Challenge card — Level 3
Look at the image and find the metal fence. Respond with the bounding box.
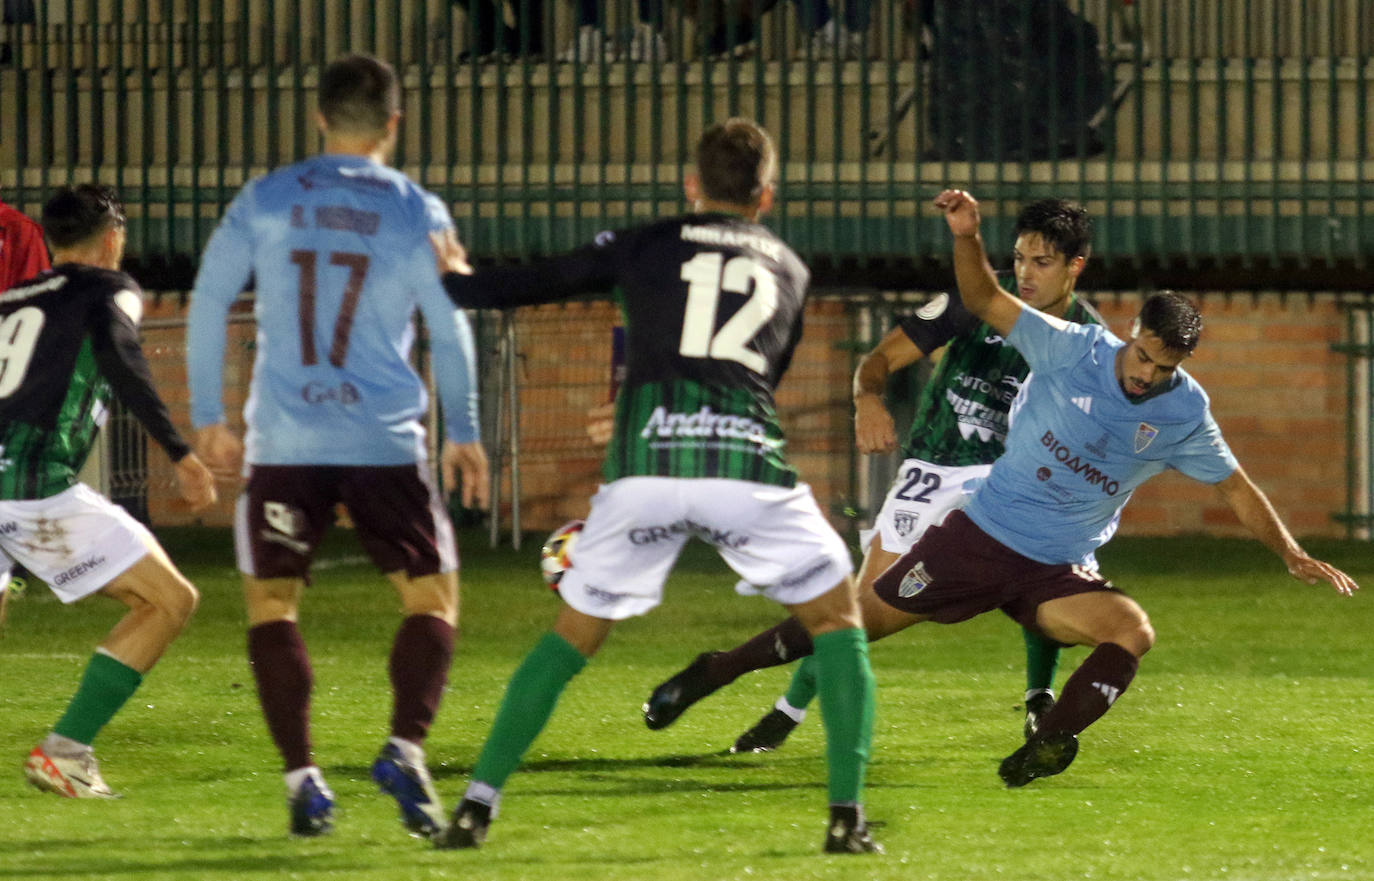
[3,0,1374,286]
[8,1,1368,536]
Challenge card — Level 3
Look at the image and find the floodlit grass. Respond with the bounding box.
[1,528,1371,881]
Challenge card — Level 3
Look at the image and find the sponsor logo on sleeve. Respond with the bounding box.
[916,293,949,320]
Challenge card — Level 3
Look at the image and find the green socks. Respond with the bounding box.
[812,627,875,805]
[470,632,587,790]
[53,651,143,746]
[1023,627,1061,694]
[782,655,820,710]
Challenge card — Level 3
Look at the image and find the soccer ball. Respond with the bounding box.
[539,520,584,590]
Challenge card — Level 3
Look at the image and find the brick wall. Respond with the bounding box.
[143,291,1356,539]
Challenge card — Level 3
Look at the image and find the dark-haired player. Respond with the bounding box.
[645,186,1357,789]
[1,184,216,798]
[187,53,489,838]
[429,118,881,855]
[646,198,1104,755]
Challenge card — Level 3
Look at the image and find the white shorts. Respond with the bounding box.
[861,459,992,554]
[0,484,154,603]
[558,477,854,620]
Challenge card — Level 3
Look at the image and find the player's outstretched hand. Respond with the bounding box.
[442,440,491,510]
[934,189,981,238]
[175,452,218,511]
[193,423,243,481]
[854,395,897,454]
[1285,553,1360,596]
[430,229,474,277]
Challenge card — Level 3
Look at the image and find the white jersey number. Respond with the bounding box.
[679,253,778,375]
[0,306,46,398]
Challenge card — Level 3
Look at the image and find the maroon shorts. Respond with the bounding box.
[872,509,1125,633]
[235,464,457,580]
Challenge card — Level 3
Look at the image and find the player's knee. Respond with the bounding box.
[156,577,199,628]
[1115,614,1154,657]
[397,572,458,624]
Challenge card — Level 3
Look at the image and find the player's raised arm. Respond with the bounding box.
[432,233,621,310]
[934,189,1024,338]
[1212,465,1359,596]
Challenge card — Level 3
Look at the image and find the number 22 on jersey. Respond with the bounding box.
[679,253,778,374]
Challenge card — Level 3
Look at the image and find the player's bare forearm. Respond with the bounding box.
[1214,467,1359,595]
[852,328,921,454]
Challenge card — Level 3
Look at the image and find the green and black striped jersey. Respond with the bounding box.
[440,213,810,487]
[0,264,190,500]
[899,288,1103,467]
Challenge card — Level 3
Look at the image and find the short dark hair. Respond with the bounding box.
[42,184,126,248]
[695,118,776,206]
[319,54,399,135]
[1014,198,1092,261]
[1138,291,1202,353]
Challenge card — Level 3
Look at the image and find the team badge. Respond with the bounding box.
[1134,422,1159,453]
[893,511,920,538]
[897,561,933,598]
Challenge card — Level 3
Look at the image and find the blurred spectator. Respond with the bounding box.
[1,0,38,65]
[452,0,545,61]
[793,0,870,59]
[689,0,778,59]
[559,1,670,63]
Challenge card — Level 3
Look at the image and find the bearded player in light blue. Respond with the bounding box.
[857,189,1359,787]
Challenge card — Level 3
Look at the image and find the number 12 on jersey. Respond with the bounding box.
[678,253,778,374]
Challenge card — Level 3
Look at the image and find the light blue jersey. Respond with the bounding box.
[965,309,1238,565]
[188,155,479,465]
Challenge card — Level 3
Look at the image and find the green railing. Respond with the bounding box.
[2,0,1373,287]
[1334,301,1373,538]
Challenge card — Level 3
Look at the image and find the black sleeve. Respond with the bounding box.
[897,288,981,354]
[440,237,624,309]
[88,295,192,462]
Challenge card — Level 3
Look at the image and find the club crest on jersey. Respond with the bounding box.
[897,561,933,598]
[1134,422,1159,453]
[893,511,920,538]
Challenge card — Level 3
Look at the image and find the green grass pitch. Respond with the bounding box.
[1,528,1371,881]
